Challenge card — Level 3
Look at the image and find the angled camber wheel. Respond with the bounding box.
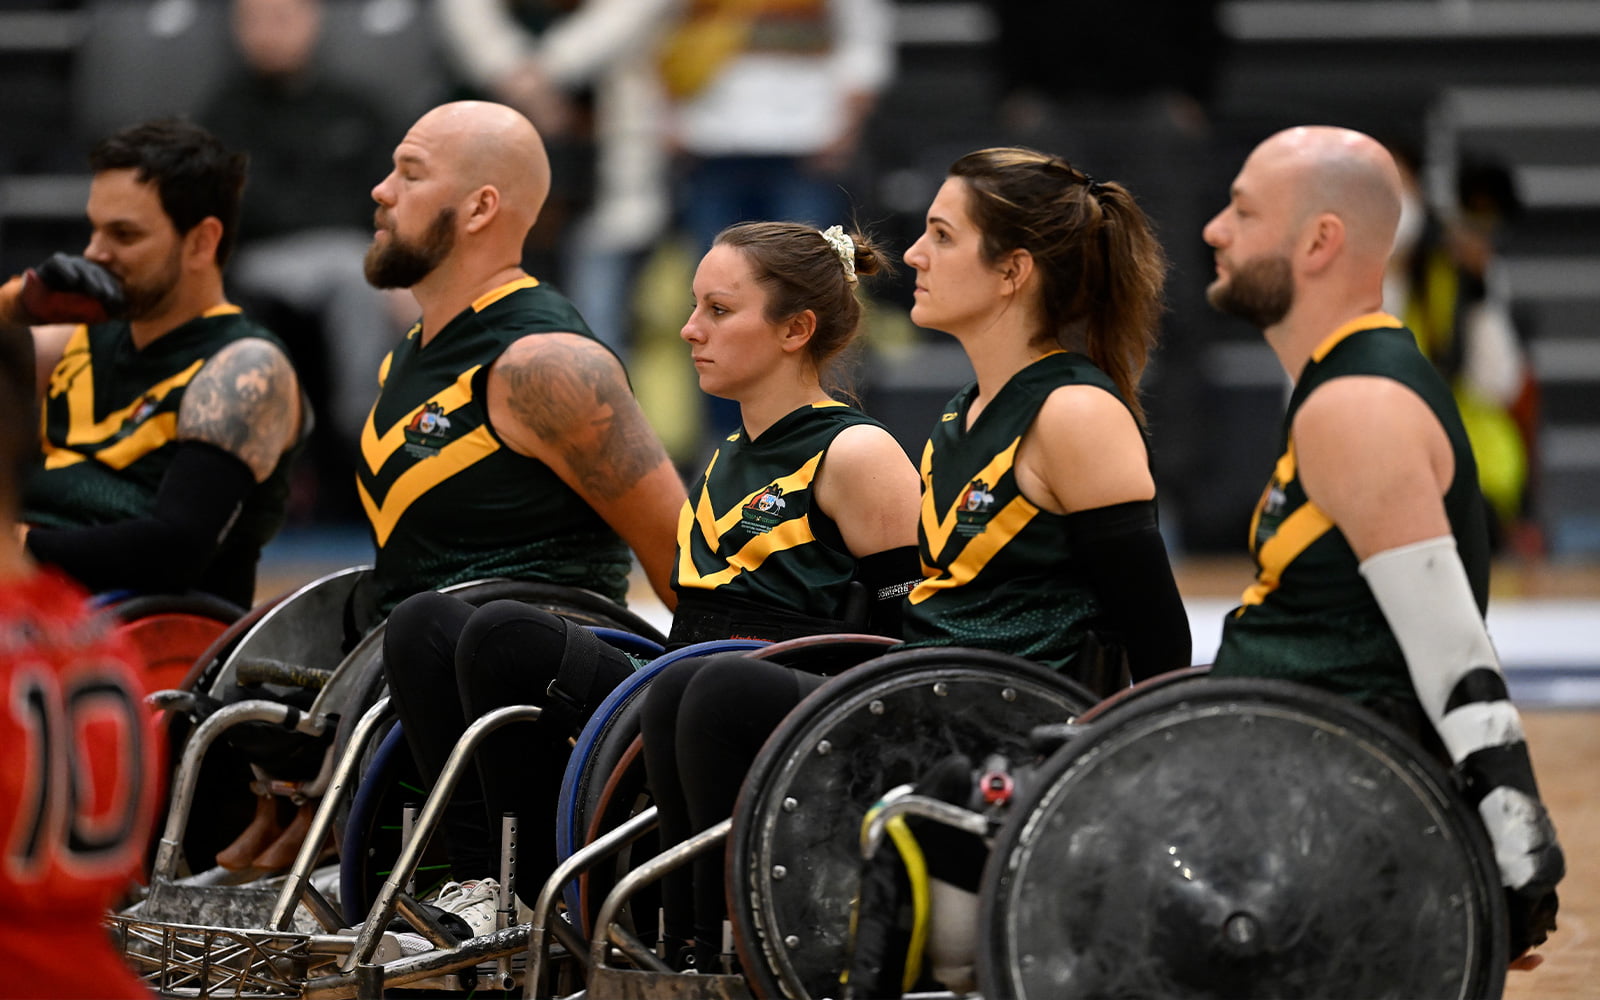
[558,633,898,943]
[106,591,246,700]
[977,677,1508,1000]
[334,582,671,923]
[557,638,767,936]
[728,646,1096,1000]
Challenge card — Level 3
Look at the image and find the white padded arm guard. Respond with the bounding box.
[1360,536,1562,895]
[1359,536,1517,758]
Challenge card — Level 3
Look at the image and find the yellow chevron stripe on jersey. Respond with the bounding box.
[45,325,90,399]
[360,365,484,474]
[46,412,180,472]
[1237,501,1334,609]
[690,450,825,553]
[359,424,499,547]
[57,344,203,446]
[676,515,819,589]
[919,436,1021,558]
[909,493,1036,603]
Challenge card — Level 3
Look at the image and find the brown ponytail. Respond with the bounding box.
[948,147,1167,425]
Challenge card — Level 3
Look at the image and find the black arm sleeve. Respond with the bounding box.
[1063,499,1191,682]
[853,544,922,639]
[26,440,256,595]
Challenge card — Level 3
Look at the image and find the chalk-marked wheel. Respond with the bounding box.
[977,677,1508,1000]
[728,647,1095,999]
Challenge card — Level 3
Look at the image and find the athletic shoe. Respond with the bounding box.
[393,878,502,953]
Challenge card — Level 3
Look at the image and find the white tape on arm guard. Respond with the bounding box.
[1358,535,1521,761]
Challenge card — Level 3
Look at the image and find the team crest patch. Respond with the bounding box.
[740,483,789,535]
[111,393,161,441]
[955,478,995,537]
[1263,481,1287,517]
[403,402,453,457]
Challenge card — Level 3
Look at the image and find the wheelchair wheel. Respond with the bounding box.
[977,677,1508,1000]
[333,583,671,922]
[108,592,245,699]
[557,638,767,935]
[559,635,896,937]
[728,647,1095,1000]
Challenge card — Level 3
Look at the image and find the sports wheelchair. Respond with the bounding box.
[109,567,666,996]
[855,672,1510,1000]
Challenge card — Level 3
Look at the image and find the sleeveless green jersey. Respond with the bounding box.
[357,277,630,614]
[900,351,1128,671]
[24,307,296,607]
[670,402,883,643]
[1212,313,1491,703]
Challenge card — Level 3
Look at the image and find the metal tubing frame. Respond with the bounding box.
[524,806,660,999]
[859,789,990,861]
[269,697,393,930]
[343,703,543,971]
[151,698,327,882]
[588,817,732,970]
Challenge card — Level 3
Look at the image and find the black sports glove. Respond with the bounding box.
[1507,882,1560,960]
[19,253,125,323]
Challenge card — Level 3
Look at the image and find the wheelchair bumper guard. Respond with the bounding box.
[108,912,315,999]
[109,910,540,1000]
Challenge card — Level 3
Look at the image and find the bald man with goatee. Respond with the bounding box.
[1203,126,1563,964]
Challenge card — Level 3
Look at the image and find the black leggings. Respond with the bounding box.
[382,593,635,895]
[639,654,828,950]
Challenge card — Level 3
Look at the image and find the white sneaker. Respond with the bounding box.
[394,878,503,953]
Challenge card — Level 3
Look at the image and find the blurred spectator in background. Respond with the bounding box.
[990,0,1227,553]
[435,0,678,356]
[200,0,412,522]
[663,0,894,256]
[659,0,896,442]
[1384,145,1540,554]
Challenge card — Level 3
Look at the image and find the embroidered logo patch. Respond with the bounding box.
[740,483,789,535]
[403,401,453,457]
[955,478,995,536]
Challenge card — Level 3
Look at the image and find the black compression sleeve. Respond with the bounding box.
[26,440,257,595]
[854,544,922,638]
[1063,499,1191,682]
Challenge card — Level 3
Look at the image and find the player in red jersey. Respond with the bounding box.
[0,324,162,997]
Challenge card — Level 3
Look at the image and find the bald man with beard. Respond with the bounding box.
[357,100,682,617]
[315,101,690,930]
[1203,126,1563,964]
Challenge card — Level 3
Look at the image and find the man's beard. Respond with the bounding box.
[120,247,182,320]
[1206,252,1294,329]
[365,207,456,289]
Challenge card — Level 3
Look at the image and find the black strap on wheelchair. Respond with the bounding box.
[544,614,613,720]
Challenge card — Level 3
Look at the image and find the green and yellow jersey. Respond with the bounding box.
[899,351,1129,672]
[669,401,888,645]
[358,277,630,615]
[24,307,296,607]
[1212,313,1492,704]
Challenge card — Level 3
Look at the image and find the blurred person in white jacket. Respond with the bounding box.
[436,0,679,354]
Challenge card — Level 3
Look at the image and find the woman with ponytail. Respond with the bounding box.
[897,146,1191,688]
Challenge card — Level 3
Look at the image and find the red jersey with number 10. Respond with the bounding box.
[0,568,161,998]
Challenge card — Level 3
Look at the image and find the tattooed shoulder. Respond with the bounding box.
[179,337,300,479]
[494,333,668,502]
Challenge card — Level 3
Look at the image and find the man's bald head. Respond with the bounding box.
[407,100,552,235]
[1249,126,1403,262]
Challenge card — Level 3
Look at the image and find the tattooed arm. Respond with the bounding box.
[24,337,302,600]
[488,332,684,608]
[178,337,303,481]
